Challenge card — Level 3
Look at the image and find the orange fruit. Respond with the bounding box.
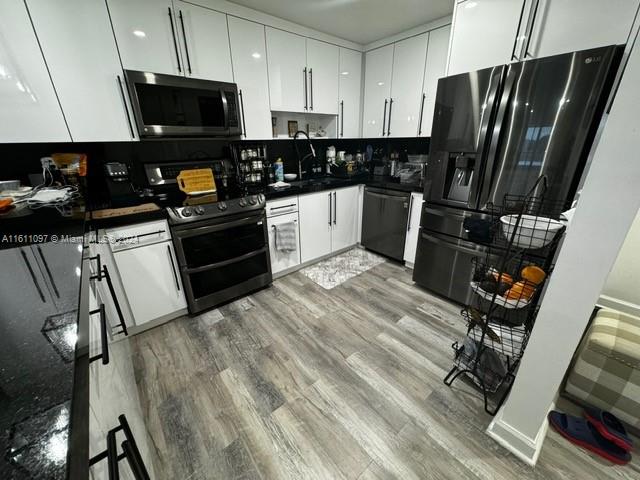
[504,281,536,301]
[521,265,546,285]
[492,271,514,286]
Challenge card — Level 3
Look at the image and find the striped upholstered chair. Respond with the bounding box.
[564,309,640,433]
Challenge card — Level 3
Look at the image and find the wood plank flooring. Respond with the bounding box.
[130,255,640,479]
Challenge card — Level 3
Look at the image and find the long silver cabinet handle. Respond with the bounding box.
[168,8,182,72]
[117,76,135,139]
[167,245,180,292]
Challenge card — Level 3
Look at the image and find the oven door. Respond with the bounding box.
[125,70,241,137]
[172,213,272,312]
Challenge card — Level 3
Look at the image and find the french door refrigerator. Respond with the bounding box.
[413,45,622,304]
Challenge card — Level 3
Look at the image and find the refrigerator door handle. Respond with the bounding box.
[477,67,519,209]
[466,67,505,209]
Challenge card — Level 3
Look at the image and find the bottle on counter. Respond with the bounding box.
[274,158,284,182]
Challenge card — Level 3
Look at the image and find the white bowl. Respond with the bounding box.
[500,214,564,249]
[284,173,297,181]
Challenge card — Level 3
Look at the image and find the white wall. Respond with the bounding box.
[486,29,640,465]
[599,208,640,316]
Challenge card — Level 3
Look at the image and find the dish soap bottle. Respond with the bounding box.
[274,158,284,182]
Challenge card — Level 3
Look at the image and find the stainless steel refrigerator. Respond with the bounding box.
[413,45,622,304]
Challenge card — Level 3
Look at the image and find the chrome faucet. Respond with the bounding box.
[293,130,316,181]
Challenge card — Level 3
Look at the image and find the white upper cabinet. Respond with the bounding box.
[389,33,429,137]
[107,0,183,76]
[526,0,640,59]
[173,2,233,82]
[338,48,362,138]
[26,0,136,142]
[266,27,307,112]
[306,39,339,114]
[228,17,272,139]
[362,44,394,138]
[420,25,451,137]
[0,0,69,143]
[447,0,527,75]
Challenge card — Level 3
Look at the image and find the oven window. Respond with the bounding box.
[135,83,225,127]
[189,251,269,299]
[181,221,265,268]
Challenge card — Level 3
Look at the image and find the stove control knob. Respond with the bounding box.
[248,195,257,206]
[238,198,247,207]
[194,206,205,215]
[257,193,265,204]
[217,202,227,211]
[182,207,193,217]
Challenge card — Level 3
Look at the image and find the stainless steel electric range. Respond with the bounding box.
[166,193,272,314]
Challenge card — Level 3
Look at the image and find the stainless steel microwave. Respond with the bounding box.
[124,70,241,138]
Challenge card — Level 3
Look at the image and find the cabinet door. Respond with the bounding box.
[267,212,301,274]
[107,0,183,76]
[228,17,272,139]
[0,0,69,143]
[362,44,394,137]
[173,2,233,82]
[403,193,423,265]
[448,0,526,75]
[306,39,339,114]
[332,186,360,252]
[339,48,362,138]
[26,0,136,142]
[299,191,332,263]
[113,241,186,325]
[389,33,429,137]
[420,25,451,137]
[266,27,307,112]
[528,0,639,59]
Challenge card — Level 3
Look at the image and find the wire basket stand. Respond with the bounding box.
[443,175,567,415]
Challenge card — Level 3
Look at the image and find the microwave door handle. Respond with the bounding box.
[221,89,229,130]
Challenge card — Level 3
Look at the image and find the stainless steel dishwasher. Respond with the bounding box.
[361,187,410,261]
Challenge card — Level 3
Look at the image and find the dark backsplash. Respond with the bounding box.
[0,136,429,208]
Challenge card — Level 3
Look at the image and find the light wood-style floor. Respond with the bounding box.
[130,257,640,479]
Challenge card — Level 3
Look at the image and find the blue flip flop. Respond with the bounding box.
[548,411,631,465]
[584,407,633,451]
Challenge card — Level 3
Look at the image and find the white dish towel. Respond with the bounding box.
[274,222,297,252]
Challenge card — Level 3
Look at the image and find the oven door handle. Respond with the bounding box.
[184,247,267,274]
[174,214,264,238]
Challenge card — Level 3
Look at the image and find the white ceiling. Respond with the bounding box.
[226,0,454,45]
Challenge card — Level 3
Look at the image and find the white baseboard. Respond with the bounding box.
[597,294,640,317]
[486,400,555,466]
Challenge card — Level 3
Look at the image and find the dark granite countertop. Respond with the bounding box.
[265,175,423,199]
[0,208,87,479]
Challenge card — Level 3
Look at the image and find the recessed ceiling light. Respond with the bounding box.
[377,81,384,86]
[133,30,146,38]
[251,52,261,59]
[341,71,349,75]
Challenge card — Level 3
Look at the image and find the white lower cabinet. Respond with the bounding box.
[332,186,360,251]
[101,220,187,328]
[299,186,360,264]
[299,191,333,263]
[403,192,423,265]
[112,241,186,325]
[267,211,301,275]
